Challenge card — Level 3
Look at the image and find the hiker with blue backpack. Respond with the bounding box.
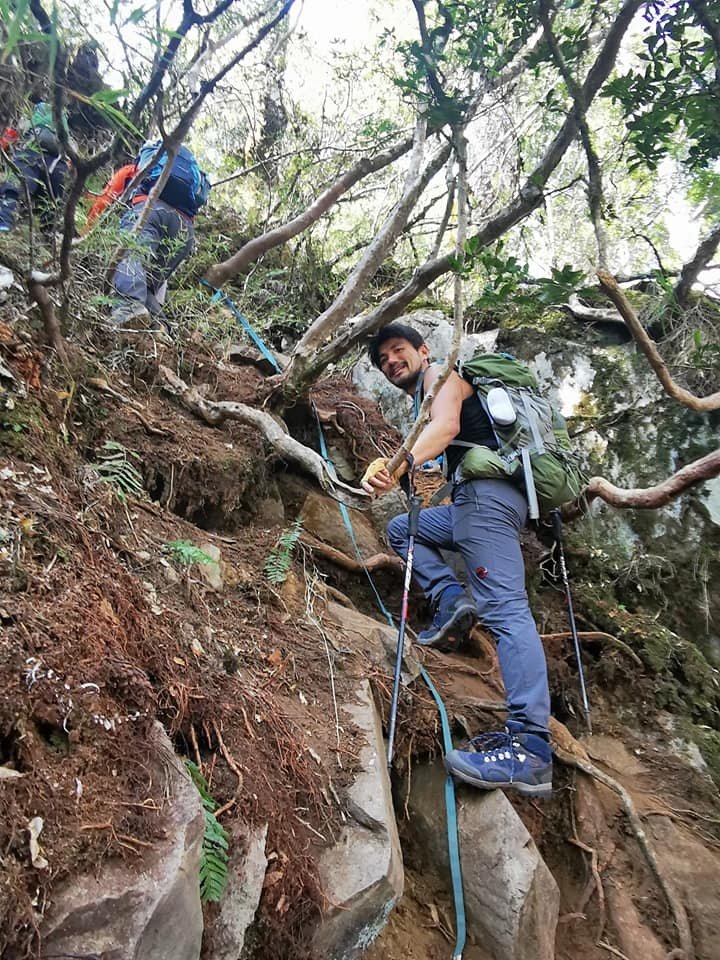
[109,139,210,331]
[362,323,582,798]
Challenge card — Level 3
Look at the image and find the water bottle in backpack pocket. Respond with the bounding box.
[135,140,210,217]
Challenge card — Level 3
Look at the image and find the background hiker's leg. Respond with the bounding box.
[146,202,194,300]
[113,203,159,306]
[452,478,551,735]
[0,148,44,229]
[387,505,459,606]
[37,155,68,234]
[0,181,20,229]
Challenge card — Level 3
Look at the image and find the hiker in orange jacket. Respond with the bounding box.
[84,163,136,229]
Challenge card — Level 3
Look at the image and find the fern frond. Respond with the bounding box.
[186,759,230,903]
[263,518,303,585]
[90,440,145,503]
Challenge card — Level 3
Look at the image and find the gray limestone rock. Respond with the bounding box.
[405,761,559,960]
[323,601,420,682]
[300,490,384,559]
[209,823,268,960]
[198,542,224,591]
[313,680,404,959]
[41,724,205,960]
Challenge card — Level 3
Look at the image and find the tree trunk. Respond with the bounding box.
[598,270,720,411]
[276,132,452,401]
[673,221,720,308]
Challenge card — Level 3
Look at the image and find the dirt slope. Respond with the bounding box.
[1,319,719,960]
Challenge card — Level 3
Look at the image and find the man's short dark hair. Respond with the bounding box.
[369,323,425,368]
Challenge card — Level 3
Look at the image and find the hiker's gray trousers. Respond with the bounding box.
[387,478,551,735]
[113,200,194,307]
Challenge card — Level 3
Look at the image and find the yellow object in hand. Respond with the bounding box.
[360,457,390,486]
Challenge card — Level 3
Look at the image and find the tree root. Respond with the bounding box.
[551,718,694,960]
[540,631,643,666]
[299,530,403,574]
[212,719,244,818]
[569,835,606,942]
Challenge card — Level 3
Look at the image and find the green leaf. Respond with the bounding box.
[2,0,31,61]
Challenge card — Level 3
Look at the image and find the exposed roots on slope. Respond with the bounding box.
[551,718,695,960]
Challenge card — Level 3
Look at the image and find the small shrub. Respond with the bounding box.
[164,539,214,567]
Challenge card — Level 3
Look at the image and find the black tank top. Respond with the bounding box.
[445,391,497,477]
[414,371,497,478]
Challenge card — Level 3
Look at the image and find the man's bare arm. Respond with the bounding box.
[362,366,464,493]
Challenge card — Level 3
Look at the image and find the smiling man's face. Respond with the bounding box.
[377,336,430,393]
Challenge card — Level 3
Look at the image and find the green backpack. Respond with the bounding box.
[456,352,585,518]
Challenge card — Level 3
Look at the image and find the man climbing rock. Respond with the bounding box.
[109,139,210,332]
[0,101,68,234]
[362,322,553,797]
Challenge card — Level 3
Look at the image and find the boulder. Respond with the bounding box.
[300,490,384,559]
[42,725,205,960]
[209,823,268,960]
[198,542,224,591]
[323,601,420,681]
[405,762,559,960]
[313,680,404,959]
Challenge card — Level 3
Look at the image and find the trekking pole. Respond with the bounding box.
[551,509,592,733]
[387,455,422,767]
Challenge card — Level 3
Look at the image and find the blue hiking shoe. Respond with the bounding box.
[444,727,553,798]
[416,591,478,652]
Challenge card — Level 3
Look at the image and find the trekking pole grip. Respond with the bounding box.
[551,507,562,542]
[408,496,422,537]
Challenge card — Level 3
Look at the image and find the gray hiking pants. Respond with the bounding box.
[113,200,194,308]
[387,478,551,735]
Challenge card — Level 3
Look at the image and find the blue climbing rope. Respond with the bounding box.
[200,278,282,374]
[419,666,467,960]
[313,410,467,960]
[312,404,397,629]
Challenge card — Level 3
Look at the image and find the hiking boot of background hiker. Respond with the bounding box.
[444,727,552,798]
[109,301,172,344]
[416,589,477,652]
[110,300,151,329]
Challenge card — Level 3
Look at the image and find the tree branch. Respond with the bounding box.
[129,2,198,123]
[598,270,720,411]
[579,448,720,510]
[205,133,416,286]
[276,0,644,397]
[386,125,467,477]
[689,0,720,82]
[673,221,720,308]
[299,531,403,574]
[539,0,609,269]
[277,127,453,401]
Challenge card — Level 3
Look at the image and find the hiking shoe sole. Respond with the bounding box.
[415,603,478,653]
[444,754,553,798]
